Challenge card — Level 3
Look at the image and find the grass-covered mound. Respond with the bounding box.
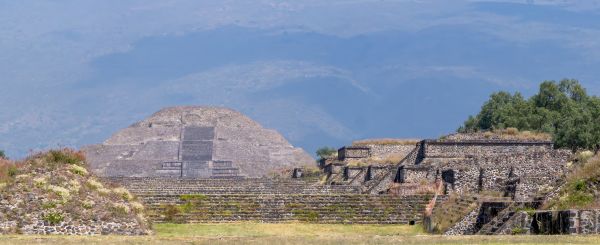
[546,151,600,210]
[0,149,151,235]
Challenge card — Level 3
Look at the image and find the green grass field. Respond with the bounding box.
[1,223,600,245]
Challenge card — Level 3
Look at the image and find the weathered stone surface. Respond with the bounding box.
[0,150,151,236]
[83,106,314,178]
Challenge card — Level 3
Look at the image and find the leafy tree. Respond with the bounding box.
[0,150,5,159]
[460,79,600,151]
[316,147,337,160]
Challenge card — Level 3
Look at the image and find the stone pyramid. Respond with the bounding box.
[83,106,314,178]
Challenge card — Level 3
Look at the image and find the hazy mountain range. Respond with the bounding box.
[2,0,600,158]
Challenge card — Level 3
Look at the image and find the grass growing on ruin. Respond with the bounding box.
[428,195,479,234]
[3,223,600,244]
[445,128,553,141]
[353,138,421,146]
[346,153,408,166]
[547,153,600,210]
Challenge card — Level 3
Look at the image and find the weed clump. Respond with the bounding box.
[43,212,64,225]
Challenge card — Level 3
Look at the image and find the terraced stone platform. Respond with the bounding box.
[108,178,432,224]
[84,106,314,178]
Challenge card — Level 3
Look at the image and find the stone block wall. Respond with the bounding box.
[360,144,416,159]
[396,165,432,184]
[395,141,570,201]
[327,138,570,200]
[493,209,600,235]
[422,140,553,159]
[338,146,370,160]
[444,206,481,235]
[16,221,147,235]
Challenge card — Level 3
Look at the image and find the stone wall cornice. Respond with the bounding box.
[423,139,553,146]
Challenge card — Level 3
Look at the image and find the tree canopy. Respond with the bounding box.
[459,79,600,151]
[0,150,5,160]
[316,147,337,160]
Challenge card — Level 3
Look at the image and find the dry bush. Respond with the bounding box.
[566,154,600,184]
[505,127,519,135]
[352,138,420,146]
[46,148,86,165]
[495,128,551,141]
[0,158,20,184]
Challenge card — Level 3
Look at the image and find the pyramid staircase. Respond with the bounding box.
[108,177,433,224]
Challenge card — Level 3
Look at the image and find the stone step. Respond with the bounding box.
[109,177,432,224]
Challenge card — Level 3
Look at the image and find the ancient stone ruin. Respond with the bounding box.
[78,107,600,235]
[83,106,314,178]
[318,133,600,235]
[323,134,570,199]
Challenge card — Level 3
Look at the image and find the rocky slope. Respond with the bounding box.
[0,149,151,235]
[84,106,314,178]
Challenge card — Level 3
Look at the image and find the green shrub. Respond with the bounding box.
[162,204,181,223]
[42,201,57,209]
[33,177,47,188]
[293,210,319,222]
[0,150,6,159]
[46,185,70,201]
[43,212,64,225]
[512,227,526,235]
[515,207,537,217]
[316,147,337,160]
[573,179,587,191]
[7,166,18,177]
[82,200,94,209]
[179,202,194,213]
[69,165,88,176]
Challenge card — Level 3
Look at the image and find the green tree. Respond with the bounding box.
[460,79,600,151]
[0,150,5,159]
[316,147,337,160]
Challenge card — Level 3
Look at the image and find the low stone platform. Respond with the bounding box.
[108,178,432,224]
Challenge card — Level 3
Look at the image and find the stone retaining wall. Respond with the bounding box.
[423,140,553,159]
[111,177,433,224]
[18,221,146,235]
[506,209,600,235]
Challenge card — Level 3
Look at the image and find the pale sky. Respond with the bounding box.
[2,0,600,158]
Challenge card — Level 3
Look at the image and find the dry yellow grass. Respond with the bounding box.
[1,223,600,244]
[346,153,407,166]
[486,128,552,141]
[352,138,421,146]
